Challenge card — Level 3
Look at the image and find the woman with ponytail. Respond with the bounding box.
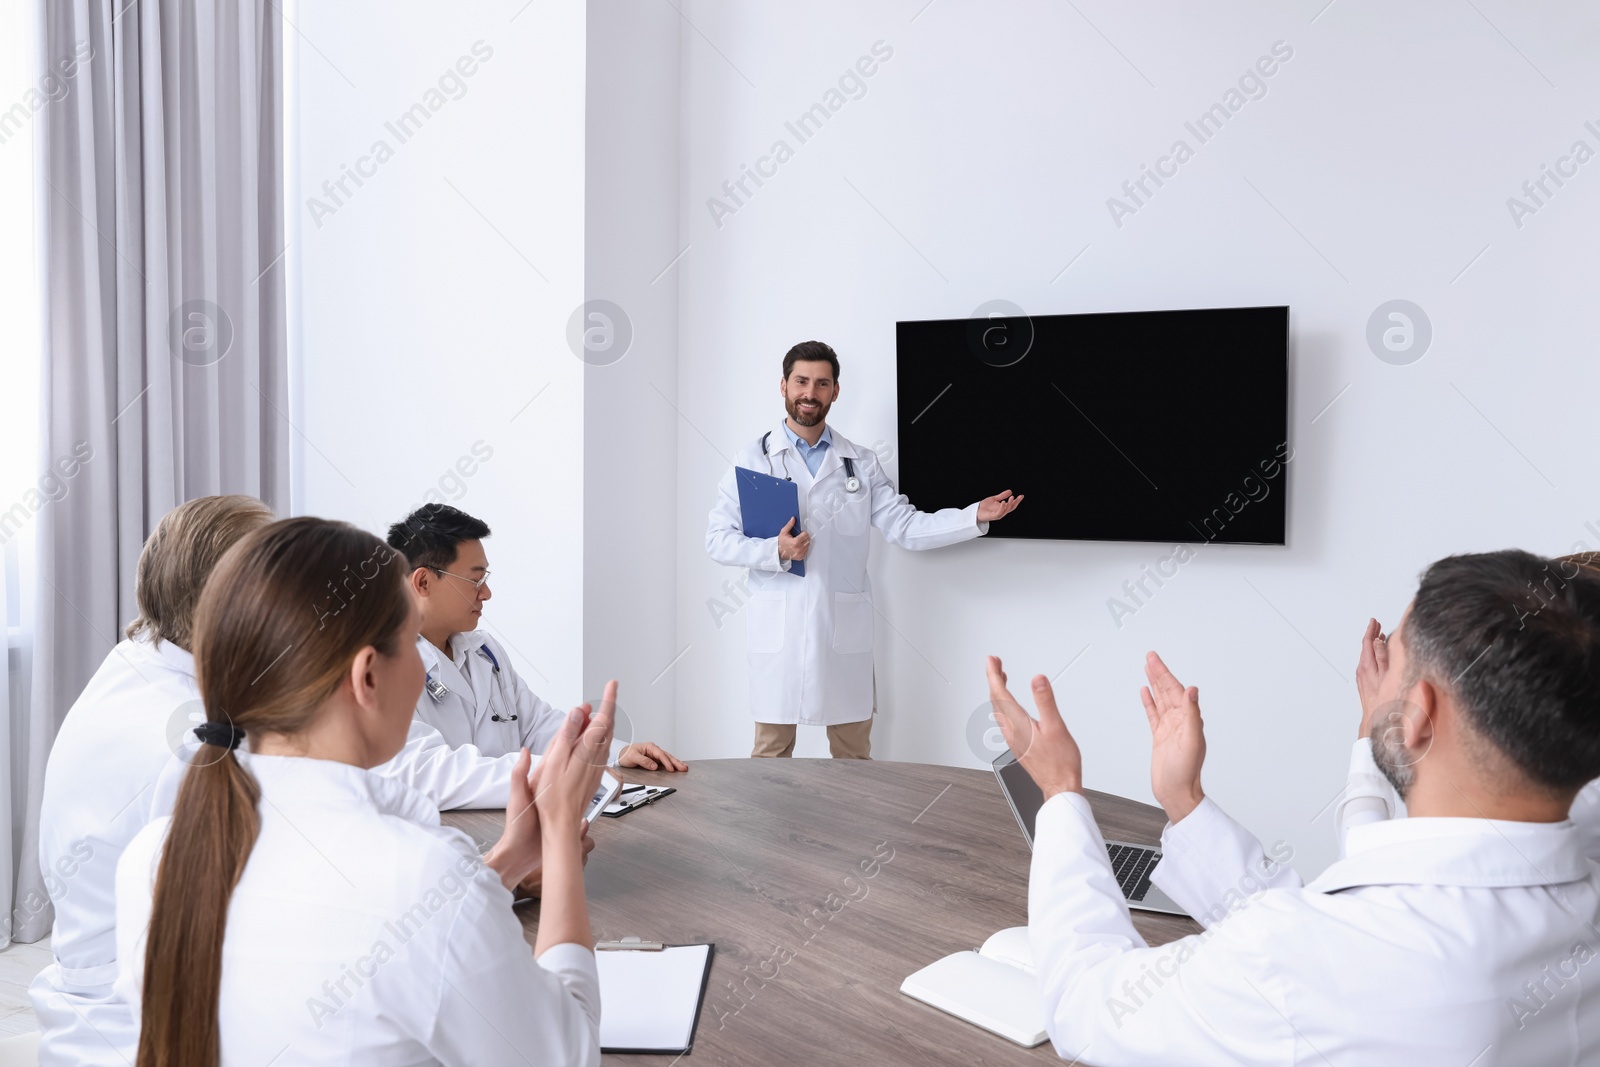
[112,517,611,1066]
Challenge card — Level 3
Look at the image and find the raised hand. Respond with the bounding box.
[534,683,616,835]
[528,681,617,957]
[977,490,1024,523]
[1140,651,1206,824]
[1355,618,1389,739]
[485,747,542,890]
[985,655,1082,799]
[514,824,597,900]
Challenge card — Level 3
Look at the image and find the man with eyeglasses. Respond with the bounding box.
[384,504,686,772]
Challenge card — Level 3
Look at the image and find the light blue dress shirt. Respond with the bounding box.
[783,423,833,477]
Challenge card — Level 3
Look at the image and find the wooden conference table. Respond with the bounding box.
[444,759,1200,1067]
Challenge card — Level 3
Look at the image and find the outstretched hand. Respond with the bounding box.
[1140,651,1206,824]
[985,656,1082,799]
[977,490,1024,523]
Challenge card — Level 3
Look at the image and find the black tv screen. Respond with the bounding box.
[895,305,1288,545]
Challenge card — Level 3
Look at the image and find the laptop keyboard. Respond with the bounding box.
[1106,843,1161,902]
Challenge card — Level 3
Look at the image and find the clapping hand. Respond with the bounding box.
[985,656,1082,799]
[534,682,616,836]
[487,746,544,890]
[1355,618,1389,739]
[514,823,597,900]
[1140,651,1207,824]
[486,683,615,892]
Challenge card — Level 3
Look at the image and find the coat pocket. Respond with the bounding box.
[745,592,785,654]
[831,591,874,654]
[834,491,870,537]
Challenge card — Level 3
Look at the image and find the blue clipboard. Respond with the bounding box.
[735,466,804,577]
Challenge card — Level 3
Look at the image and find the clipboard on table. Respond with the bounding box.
[734,466,804,577]
[594,940,716,1055]
[602,784,676,818]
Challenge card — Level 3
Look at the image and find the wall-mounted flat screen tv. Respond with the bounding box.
[895,305,1288,545]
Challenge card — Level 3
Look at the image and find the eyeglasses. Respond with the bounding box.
[433,567,491,591]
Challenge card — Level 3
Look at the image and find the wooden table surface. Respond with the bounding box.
[444,758,1200,1067]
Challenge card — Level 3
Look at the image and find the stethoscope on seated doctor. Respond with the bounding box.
[761,431,860,492]
[423,643,517,722]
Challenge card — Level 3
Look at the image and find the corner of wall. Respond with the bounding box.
[583,1,684,749]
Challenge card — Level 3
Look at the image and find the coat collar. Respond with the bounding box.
[127,634,197,679]
[1308,815,1593,893]
[417,630,489,677]
[767,420,861,461]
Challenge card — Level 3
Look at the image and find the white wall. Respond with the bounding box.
[288,1,587,703]
[286,0,1600,879]
[670,0,1600,876]
[582,4,684,749]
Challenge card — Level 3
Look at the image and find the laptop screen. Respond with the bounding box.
[993,750,1046,850]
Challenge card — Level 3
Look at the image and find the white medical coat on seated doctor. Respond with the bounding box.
[706,421,987,726]
[1149,738,1600,926]
[1032,790,1600,1066]
[410,632,624,763]
[29,637,518,1067]
[115,754,601,1066]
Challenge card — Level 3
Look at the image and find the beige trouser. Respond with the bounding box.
[752,717,873,760]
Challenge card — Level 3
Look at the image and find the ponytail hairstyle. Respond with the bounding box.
[135,518,411,1067]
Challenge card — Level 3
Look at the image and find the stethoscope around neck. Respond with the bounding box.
[423,643,518,722]
[762,431,860,492]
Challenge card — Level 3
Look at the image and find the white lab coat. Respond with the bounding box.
[30,638,516,1067]
[29,637,195,1067]
[1147,741,1600,931]
[1031,790,1600,1065]
[114,754,601,1066]
[410,632,624,763]
[369,719,520,810]
[705,421,986,725]
[1331,737,1600,863]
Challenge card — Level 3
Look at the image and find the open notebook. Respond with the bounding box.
[595,943,716,1055]
[899,927,1048,1047]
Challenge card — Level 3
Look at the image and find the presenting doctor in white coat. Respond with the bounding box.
[707,340,1022,758]
[990,548,1600,1066]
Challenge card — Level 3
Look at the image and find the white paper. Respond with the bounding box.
[596,944,712,1052]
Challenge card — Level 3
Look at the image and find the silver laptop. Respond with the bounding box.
[992,750,1188,917]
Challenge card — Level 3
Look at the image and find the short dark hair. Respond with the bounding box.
[783,340,840,381]
[1403,549,1600,793]
[386,504,491,573]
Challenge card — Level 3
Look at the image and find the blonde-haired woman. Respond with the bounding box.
[114,517,610,1066]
